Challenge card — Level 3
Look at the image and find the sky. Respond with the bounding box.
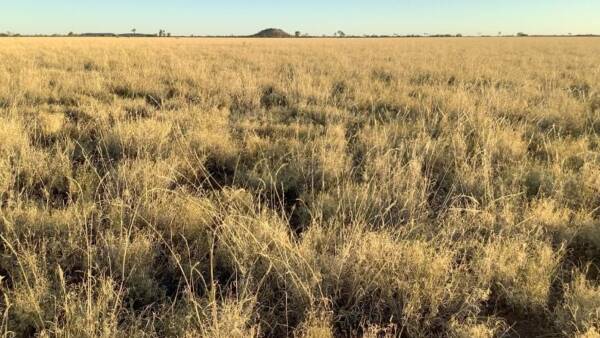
[2,0,600,36]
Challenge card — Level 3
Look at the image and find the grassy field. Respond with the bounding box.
[0,37,599,337]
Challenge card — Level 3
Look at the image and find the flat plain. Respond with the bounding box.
[0,37,599,337]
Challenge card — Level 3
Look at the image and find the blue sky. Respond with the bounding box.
[3,0,600,36]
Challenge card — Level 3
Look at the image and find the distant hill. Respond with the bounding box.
[253,28,291,38]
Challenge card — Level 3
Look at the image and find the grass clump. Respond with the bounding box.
[260,86,289,109]
[476,237,562,312]
[555,271,600,336]
[102,119,173,160]
[447,317,505,338]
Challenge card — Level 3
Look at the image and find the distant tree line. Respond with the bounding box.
[1,29,599,38]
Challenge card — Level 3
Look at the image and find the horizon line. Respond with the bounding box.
[2,34,599,38]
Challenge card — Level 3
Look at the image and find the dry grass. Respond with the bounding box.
[0,37,599,337]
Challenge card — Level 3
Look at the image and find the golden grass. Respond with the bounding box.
[0,37,599,337]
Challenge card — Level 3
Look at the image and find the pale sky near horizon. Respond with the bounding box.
[2,1,600,36]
